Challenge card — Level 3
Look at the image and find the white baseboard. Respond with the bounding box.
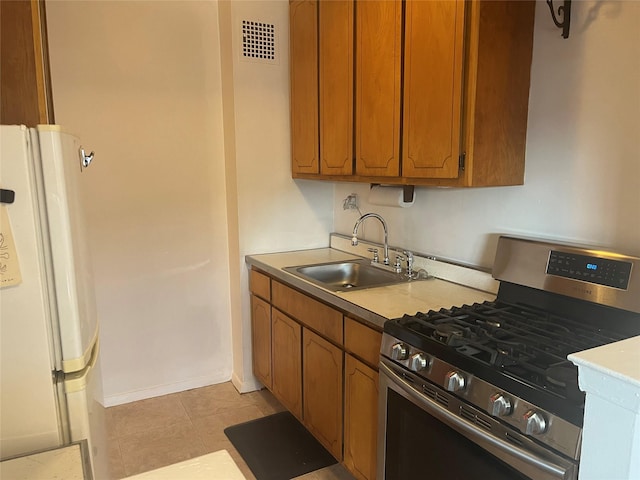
[231,371,263,394]
[103,373,232,407]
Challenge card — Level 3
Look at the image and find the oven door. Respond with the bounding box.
[378,360,578,480]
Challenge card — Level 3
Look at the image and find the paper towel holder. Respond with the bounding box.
[370,184,415,203]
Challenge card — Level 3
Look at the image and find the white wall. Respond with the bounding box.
[334,0,640,269]
[46,1,235,405]
[220,0,333,391]
[46,0,333,402]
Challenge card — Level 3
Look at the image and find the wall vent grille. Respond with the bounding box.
[241,20,277,64]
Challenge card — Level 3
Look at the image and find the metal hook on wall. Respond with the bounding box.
[547,0,572,39]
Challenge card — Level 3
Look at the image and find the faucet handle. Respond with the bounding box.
[394,253,405,273]
[403,250,414,276]
[367,248,380,263]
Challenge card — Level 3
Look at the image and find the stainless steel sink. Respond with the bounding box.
[283,259,408,292]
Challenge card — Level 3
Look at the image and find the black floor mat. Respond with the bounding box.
[224,411,337,480]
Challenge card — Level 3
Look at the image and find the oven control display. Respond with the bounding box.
[547,251,632,289]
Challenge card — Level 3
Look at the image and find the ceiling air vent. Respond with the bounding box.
[241,20,278,65]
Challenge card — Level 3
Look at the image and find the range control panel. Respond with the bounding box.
[493,236,640,312]
[547,251,632,290]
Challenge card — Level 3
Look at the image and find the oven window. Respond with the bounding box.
[385,389,531,480]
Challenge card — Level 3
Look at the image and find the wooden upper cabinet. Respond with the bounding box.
[289,0,535,186]
[319,0,354,175]
[462,0,535,186]
[1,0,54,126]
[290,0,319,174]
[355,0,402,177]
[402,0,465,179]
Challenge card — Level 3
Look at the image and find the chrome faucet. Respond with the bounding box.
[351,213,390,265]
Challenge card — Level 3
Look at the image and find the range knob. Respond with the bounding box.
[408,353,430,372]
[390,343,409,361]
[444,371,466,392]
[488,393,512,417]
[523,410,547,435]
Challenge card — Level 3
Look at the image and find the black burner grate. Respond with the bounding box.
[395,300,628,401]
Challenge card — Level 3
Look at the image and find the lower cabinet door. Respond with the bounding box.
[344,354,378,480]
[271,308,302,419]
[251,295,272,388]
[303,328,343,460]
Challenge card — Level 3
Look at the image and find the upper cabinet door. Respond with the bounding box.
[402,0,465,179]
[355,0,402,177]
[463,0,535,186]
[290,0,319,174]
[319,0,353,176]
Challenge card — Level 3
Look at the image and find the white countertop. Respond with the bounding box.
[0,446,246,480]
[569,334,640,413]
[0,443,88,480]
[124,450,246,480]
[569,335,640,388]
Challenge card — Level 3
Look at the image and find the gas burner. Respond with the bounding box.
[433,324,467,346]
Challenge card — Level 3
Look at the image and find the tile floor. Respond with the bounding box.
[106,382,355,480]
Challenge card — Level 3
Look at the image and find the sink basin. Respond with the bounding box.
[283,259,408,292]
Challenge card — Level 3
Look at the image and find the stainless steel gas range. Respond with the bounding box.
[378,236,640,480]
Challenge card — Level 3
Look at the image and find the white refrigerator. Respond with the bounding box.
[0,125,108,479]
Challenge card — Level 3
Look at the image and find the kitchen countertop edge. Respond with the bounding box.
[246,248,390,329]
[245,248,496,331]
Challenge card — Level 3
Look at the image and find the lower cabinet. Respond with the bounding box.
[303,328,343,460]
[250,271,380,480]
[251,295,272,389]
[271,308,302,419]
[344,354,379,480]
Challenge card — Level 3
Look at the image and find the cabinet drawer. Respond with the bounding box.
[250,269,271,301]
[344,317,382,369]
[272,280,343,345]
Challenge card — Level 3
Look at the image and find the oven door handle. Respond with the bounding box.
[380,362,576,480]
